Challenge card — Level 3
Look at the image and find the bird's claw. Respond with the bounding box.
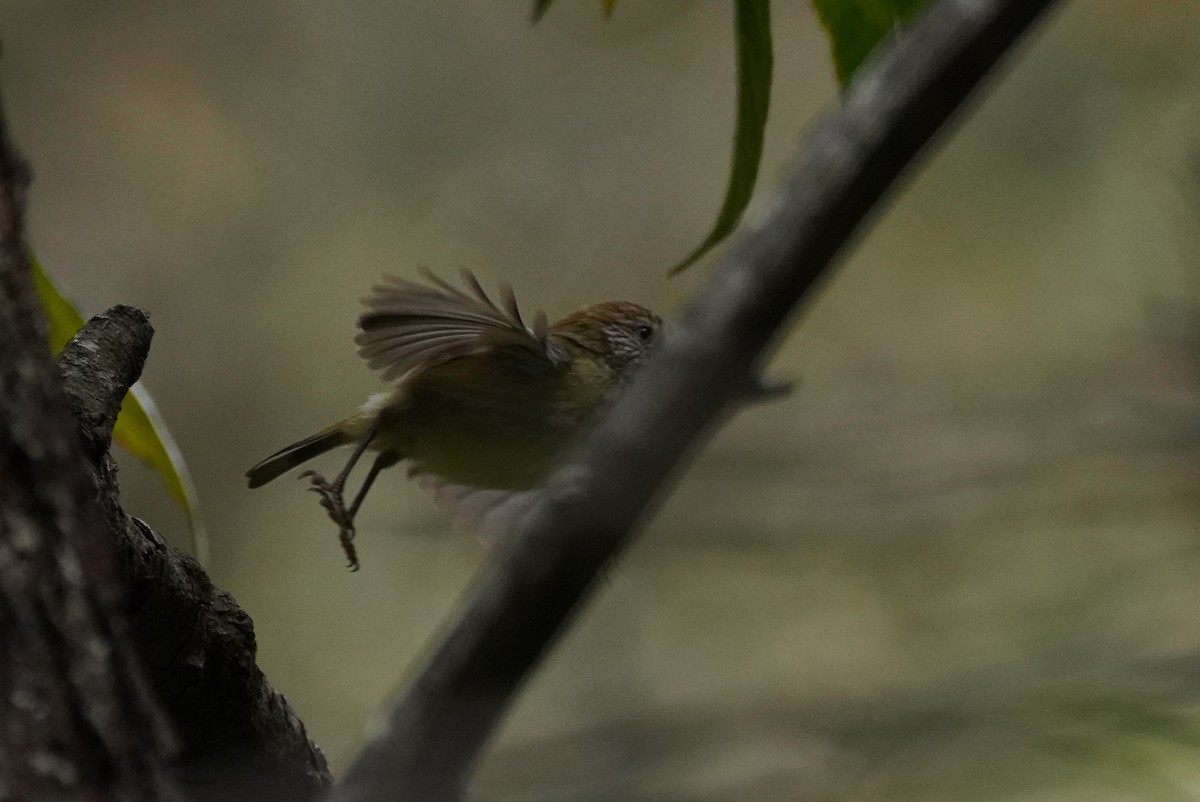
[300,470,360,571]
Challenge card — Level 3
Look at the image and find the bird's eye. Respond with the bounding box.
[637,324,655,342]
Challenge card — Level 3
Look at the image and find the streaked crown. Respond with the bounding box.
[550,301,662,380]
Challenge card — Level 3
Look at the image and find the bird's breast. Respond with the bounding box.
[377,352,611,490]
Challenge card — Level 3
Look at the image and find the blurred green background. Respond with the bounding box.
[5,1,1200,799]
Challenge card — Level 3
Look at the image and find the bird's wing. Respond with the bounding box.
[356,268,566,382]
[410,467,541,543]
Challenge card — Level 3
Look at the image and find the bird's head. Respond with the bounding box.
[550,301,662,384]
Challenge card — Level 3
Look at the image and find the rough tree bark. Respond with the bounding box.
[0,77,330,802]
[0,103,178,802]
[57,307,332,802]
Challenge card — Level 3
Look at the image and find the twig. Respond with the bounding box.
[330,0,1061,799]
[57,307,333,801]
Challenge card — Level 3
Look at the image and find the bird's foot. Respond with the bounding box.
[300,470,360,571]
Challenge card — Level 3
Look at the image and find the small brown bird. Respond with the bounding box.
[246,269,661,568]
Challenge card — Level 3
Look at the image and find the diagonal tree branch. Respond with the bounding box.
[329,0,1062,800]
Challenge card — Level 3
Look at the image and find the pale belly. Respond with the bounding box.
[370,382,591,491]
[401,427,571,490]
[359,348,616,490]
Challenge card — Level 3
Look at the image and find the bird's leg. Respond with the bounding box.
[347,450,401,519]
[301,421,380,570]
[332,451,400,569]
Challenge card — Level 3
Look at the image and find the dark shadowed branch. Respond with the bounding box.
[57,307,332,801]
[0,74,331,800]
[0,94,179,802]
[329,0,1062,800]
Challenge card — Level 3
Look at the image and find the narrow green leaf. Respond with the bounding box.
[30,249,85,351]
[117,381,208,562]
[531,0,614,22]
[531,0,554,23]
[668,0,773,275]
[30,252,207,562]
[812,0,932,87]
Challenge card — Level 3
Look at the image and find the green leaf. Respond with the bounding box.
[116,381,207,561]
[812,0,932,86]
[30,251,207,562]
[530,0,614,21]
[531,0,554,22]
[531,0,616,22]
[668,0,773,275]
[30,249,85,352]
